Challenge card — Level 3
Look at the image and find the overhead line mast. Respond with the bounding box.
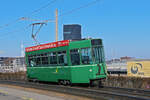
[55,9,58,42]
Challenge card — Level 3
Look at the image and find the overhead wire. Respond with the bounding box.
[0,0,101,39]
[0,18,21,29]
[0,0,58,30]
[26,0,58,17]
[0,25,31,39]
[0,0,58,39]
[19,17,55,23]
[59,0,101,17]
[21,0,101,42]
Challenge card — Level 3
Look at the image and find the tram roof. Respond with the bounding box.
[25,38,102,52]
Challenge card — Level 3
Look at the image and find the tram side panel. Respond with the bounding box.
[70,64,107,84]
[71,65,91,83]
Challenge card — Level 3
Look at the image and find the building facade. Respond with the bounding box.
[63,24,81,40]
[106,57,134,75]
[0,57,26,73]
[0,57,9,67]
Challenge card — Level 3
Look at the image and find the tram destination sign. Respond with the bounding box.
[25,40,69,52]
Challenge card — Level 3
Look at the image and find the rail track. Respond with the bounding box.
[101,86,150,98]
[0,80,150,100]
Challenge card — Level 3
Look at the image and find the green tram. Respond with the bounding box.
[25,39,107,85]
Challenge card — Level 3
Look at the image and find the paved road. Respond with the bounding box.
[0,86,67,100]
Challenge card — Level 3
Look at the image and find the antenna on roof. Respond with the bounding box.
[31,22,46,45]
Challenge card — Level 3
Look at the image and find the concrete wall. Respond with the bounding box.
[103,76,150,89]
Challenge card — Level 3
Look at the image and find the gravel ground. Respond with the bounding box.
[0,84,94,100]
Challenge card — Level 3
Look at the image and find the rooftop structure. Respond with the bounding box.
[63,24,81,40]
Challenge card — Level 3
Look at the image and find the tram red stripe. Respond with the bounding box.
[25,40,69,52]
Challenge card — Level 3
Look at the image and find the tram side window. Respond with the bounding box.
[28,55,36,67]
[49,52,57,65]
[81,48,92,64]
[35,54,41,66]
[58,51,68,66]
[41,53,49,65]
[70,49,80,65]
[92,47,103,63]
[28,56,32,67]
[101,48,105,62]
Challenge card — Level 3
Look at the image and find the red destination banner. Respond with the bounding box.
[25,40,70,52]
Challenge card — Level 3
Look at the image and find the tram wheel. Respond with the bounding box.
[89,80,94,87]
[98,80,103,88]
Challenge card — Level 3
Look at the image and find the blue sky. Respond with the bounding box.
[0,0,150,59]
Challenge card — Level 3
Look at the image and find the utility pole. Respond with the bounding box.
[21,42,24,57]
[55,9,58,42]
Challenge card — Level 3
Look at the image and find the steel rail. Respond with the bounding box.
[101,86,150,97]
[0,80,150,100]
